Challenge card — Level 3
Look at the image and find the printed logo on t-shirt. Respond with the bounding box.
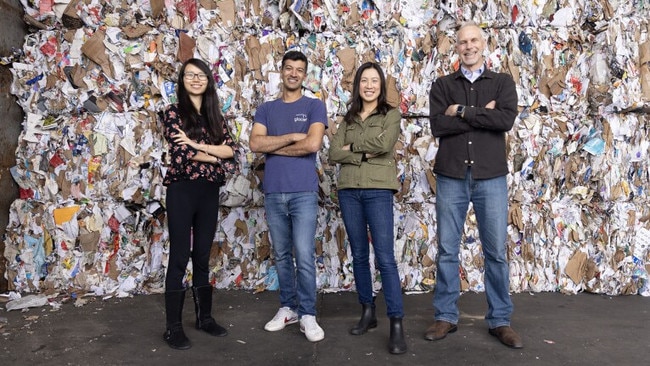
[294,113,308,123]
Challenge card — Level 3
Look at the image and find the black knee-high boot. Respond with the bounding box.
[349,303,378,335]
[192,285,228,337]
[163,290,191,350]
[388,317,407,354]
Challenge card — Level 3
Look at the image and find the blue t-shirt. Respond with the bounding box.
[254,96,328,193]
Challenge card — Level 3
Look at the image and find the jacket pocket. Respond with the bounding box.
[366,158,395,183]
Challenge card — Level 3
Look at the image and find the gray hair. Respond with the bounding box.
[455,21,487,43]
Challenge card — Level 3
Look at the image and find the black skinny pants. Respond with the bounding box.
[165,179,220,291]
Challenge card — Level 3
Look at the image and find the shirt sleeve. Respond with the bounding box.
[464,74,518,132]
[310,98,328,128]
[163,105,197,169]
[219,122,239,174]
[429,77,473,138]
[328,120,362,165]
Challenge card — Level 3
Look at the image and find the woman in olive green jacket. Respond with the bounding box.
[329,62,406,355]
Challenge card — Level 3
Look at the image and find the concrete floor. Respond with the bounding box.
[1,290,648,365]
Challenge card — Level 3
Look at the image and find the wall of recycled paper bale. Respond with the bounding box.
[3,0,650,297]
[0,0,28,293]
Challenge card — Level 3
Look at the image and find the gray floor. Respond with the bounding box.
[1,290,648,365]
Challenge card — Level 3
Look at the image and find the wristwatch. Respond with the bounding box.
[456,105,465,118]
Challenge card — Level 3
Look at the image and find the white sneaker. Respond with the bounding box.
[264,307,299,331]
[300,315,325,342]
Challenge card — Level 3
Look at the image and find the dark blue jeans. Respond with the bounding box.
[434,170,513,328]
[338,188,404,318]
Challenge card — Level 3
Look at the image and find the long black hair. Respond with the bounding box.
[344,62,391,124]
[176,58,225,144]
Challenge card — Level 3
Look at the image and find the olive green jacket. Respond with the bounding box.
[329,107,401,192]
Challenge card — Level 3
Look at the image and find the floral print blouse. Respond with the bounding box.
[162,104,237,186]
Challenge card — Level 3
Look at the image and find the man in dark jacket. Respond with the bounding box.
[425,21,523,349]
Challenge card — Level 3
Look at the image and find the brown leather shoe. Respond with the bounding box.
[488,326,523,349]
[424,320,457,341]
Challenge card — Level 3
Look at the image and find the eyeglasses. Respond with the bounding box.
[183,72,208,81]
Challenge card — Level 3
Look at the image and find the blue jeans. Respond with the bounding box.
[338,189,404,318]
[265,192,319,317]
[434,170,513,328]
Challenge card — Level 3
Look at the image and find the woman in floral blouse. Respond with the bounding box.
[161,58,237,350]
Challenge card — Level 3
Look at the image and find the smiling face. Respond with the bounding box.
[281,59,307,92]
[358,67,381,106]
[182,64,208,96]
[456,25,486,71]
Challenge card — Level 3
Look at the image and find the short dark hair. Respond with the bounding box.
[281,50,308,69]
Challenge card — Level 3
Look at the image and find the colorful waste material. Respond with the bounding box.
[4,1,650,298]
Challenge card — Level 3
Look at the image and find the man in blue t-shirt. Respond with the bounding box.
[249,50,328,343]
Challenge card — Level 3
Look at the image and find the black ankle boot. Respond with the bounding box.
[163,324,191,350]
[192,286,228,337]
[349,303,377,335]
[163,290,191,350]
[388,317,407,354]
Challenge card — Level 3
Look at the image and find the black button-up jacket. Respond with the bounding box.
[429,68,518,179]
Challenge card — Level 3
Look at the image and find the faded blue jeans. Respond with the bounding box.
[434,170,513,329]
[338,188,404,318]
[265,192,318,317]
